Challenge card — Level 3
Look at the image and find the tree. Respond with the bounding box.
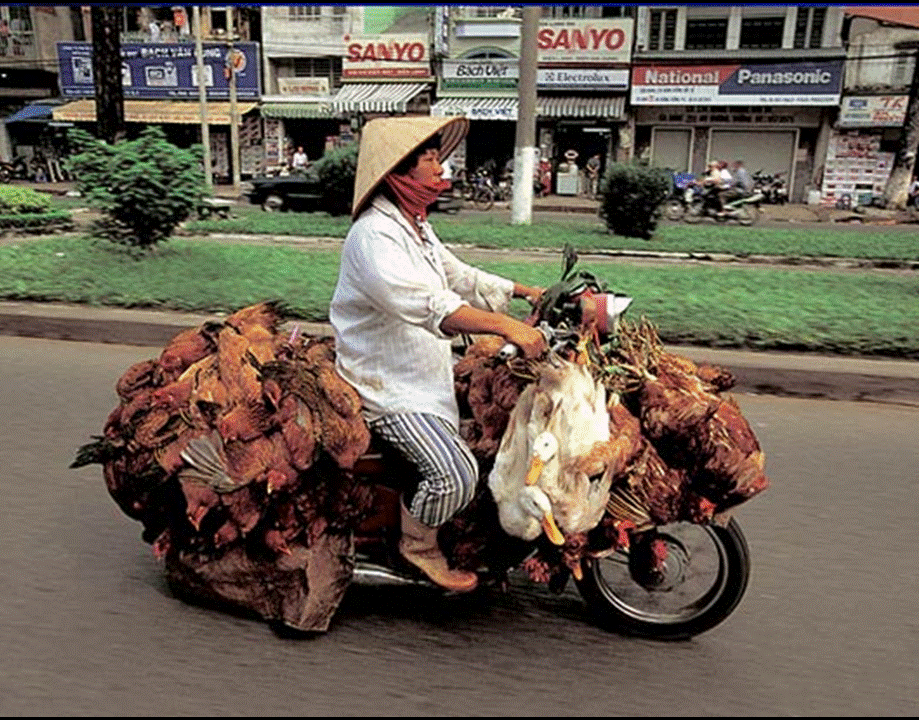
[91,6,125,144]
[883,43,919,209]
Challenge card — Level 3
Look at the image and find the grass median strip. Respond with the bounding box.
[182,206,919,262]
[1,235,916,359]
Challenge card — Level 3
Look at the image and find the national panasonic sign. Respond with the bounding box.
[631,61,842,106]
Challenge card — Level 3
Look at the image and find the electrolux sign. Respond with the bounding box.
[631,60,842,106]
[57,41,261,100]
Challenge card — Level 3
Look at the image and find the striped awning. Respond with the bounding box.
[331,83,429,114]
[537,95,625,119]
[52,99,258,125]
[431,95,626,121]
[431,97,519,121]
[260,100,334,119]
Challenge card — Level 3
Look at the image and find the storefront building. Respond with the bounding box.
[630,5,846,202]
[52,39,261,181]
[431,7,632,194]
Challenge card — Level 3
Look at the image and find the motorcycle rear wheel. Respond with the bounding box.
[575,518,750,641]
[735,204,757,226]
[683,201,704,224]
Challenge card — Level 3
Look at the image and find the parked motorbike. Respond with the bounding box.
[429,187,464,214]
[0,155,30,182]
[752,170,788,205]
[683,185,764,225]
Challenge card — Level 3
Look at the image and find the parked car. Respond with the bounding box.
[243,170,324,212]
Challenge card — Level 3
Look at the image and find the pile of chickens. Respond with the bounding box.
[72,301,376,632]
[453,315,769,585]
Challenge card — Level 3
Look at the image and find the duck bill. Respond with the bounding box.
[542,511,565,545]
[525,456,544,486]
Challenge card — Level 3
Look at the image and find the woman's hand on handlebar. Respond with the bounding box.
[503,319,548,359]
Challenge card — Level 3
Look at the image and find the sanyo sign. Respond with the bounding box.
[537,19,633,63]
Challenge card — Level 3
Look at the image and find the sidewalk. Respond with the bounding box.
[28,180,918,225]
[1,299,917,407]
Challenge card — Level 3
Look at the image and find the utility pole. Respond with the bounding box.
[227,5,241,193]
[194,6,212,191]
[511,6,539,225]
[90,5,124,144]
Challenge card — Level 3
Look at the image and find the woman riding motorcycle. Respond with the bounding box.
[329,116,547,593]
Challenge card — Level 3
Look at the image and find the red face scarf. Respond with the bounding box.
[384,172,451,223]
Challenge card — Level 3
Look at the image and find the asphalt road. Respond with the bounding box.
[1,336,916,716]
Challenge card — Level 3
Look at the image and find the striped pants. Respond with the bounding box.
[369,412,479,528]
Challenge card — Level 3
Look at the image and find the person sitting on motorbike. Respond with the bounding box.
[330,116,547,593]
[701,160,730,214]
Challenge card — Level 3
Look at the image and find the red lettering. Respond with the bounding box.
[571,29,588,50]
[537,28,554,49]
[347,43,362,61]
[408,43,424,61]
[605,28,625,50]
[551,29,569,50]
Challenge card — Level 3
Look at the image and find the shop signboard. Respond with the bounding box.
[57,41,261,100]
[839,95,909,127]
[342,33,431,79]
[631,60,842,106]
[537,18,633,63]
[277,77,330,96]
[441,59,629,92]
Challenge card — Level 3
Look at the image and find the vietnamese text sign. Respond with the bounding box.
[839,95,908,127]
[631,60,842,106]
[58,41,260,100]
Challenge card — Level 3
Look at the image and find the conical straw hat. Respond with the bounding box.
[351,115,469,218]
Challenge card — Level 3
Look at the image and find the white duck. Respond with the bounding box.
[489,357,614,544]
[488,391,564,544]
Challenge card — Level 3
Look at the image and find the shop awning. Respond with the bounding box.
[537,95,625,119]
[260,100,334,119]
[4,102,58,124]
[52,99,258,125]
[331,83,430,114]
[431,97,519,121]
[431,95,626,121]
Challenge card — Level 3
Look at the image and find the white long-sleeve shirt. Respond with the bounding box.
[330,195,514,429]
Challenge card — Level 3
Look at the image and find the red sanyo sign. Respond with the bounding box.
[342,33,431,79]
[537,19,633,63]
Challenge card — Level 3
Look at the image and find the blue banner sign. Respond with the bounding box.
[57,41,261,100]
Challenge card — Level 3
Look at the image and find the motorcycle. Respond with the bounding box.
[752,170,788,205]
[683,184,764,225]
[663,172,699,221]
[77,250,765,641]
[0,155,30,182]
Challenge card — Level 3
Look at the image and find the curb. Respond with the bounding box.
[2,300,917,408]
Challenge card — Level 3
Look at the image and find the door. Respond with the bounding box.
[651,127,692,173]
[709,129,796,195]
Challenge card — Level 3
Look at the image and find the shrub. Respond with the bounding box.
[65,126,206,249]
[0,185,52,214]
[312,141,358,216]
[598,162,672,240]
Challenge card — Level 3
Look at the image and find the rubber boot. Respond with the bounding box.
[399,501,478,593]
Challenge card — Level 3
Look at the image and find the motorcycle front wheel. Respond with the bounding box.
[575,518,750,641]
[473,188,494,211]
[663,199,685,221]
